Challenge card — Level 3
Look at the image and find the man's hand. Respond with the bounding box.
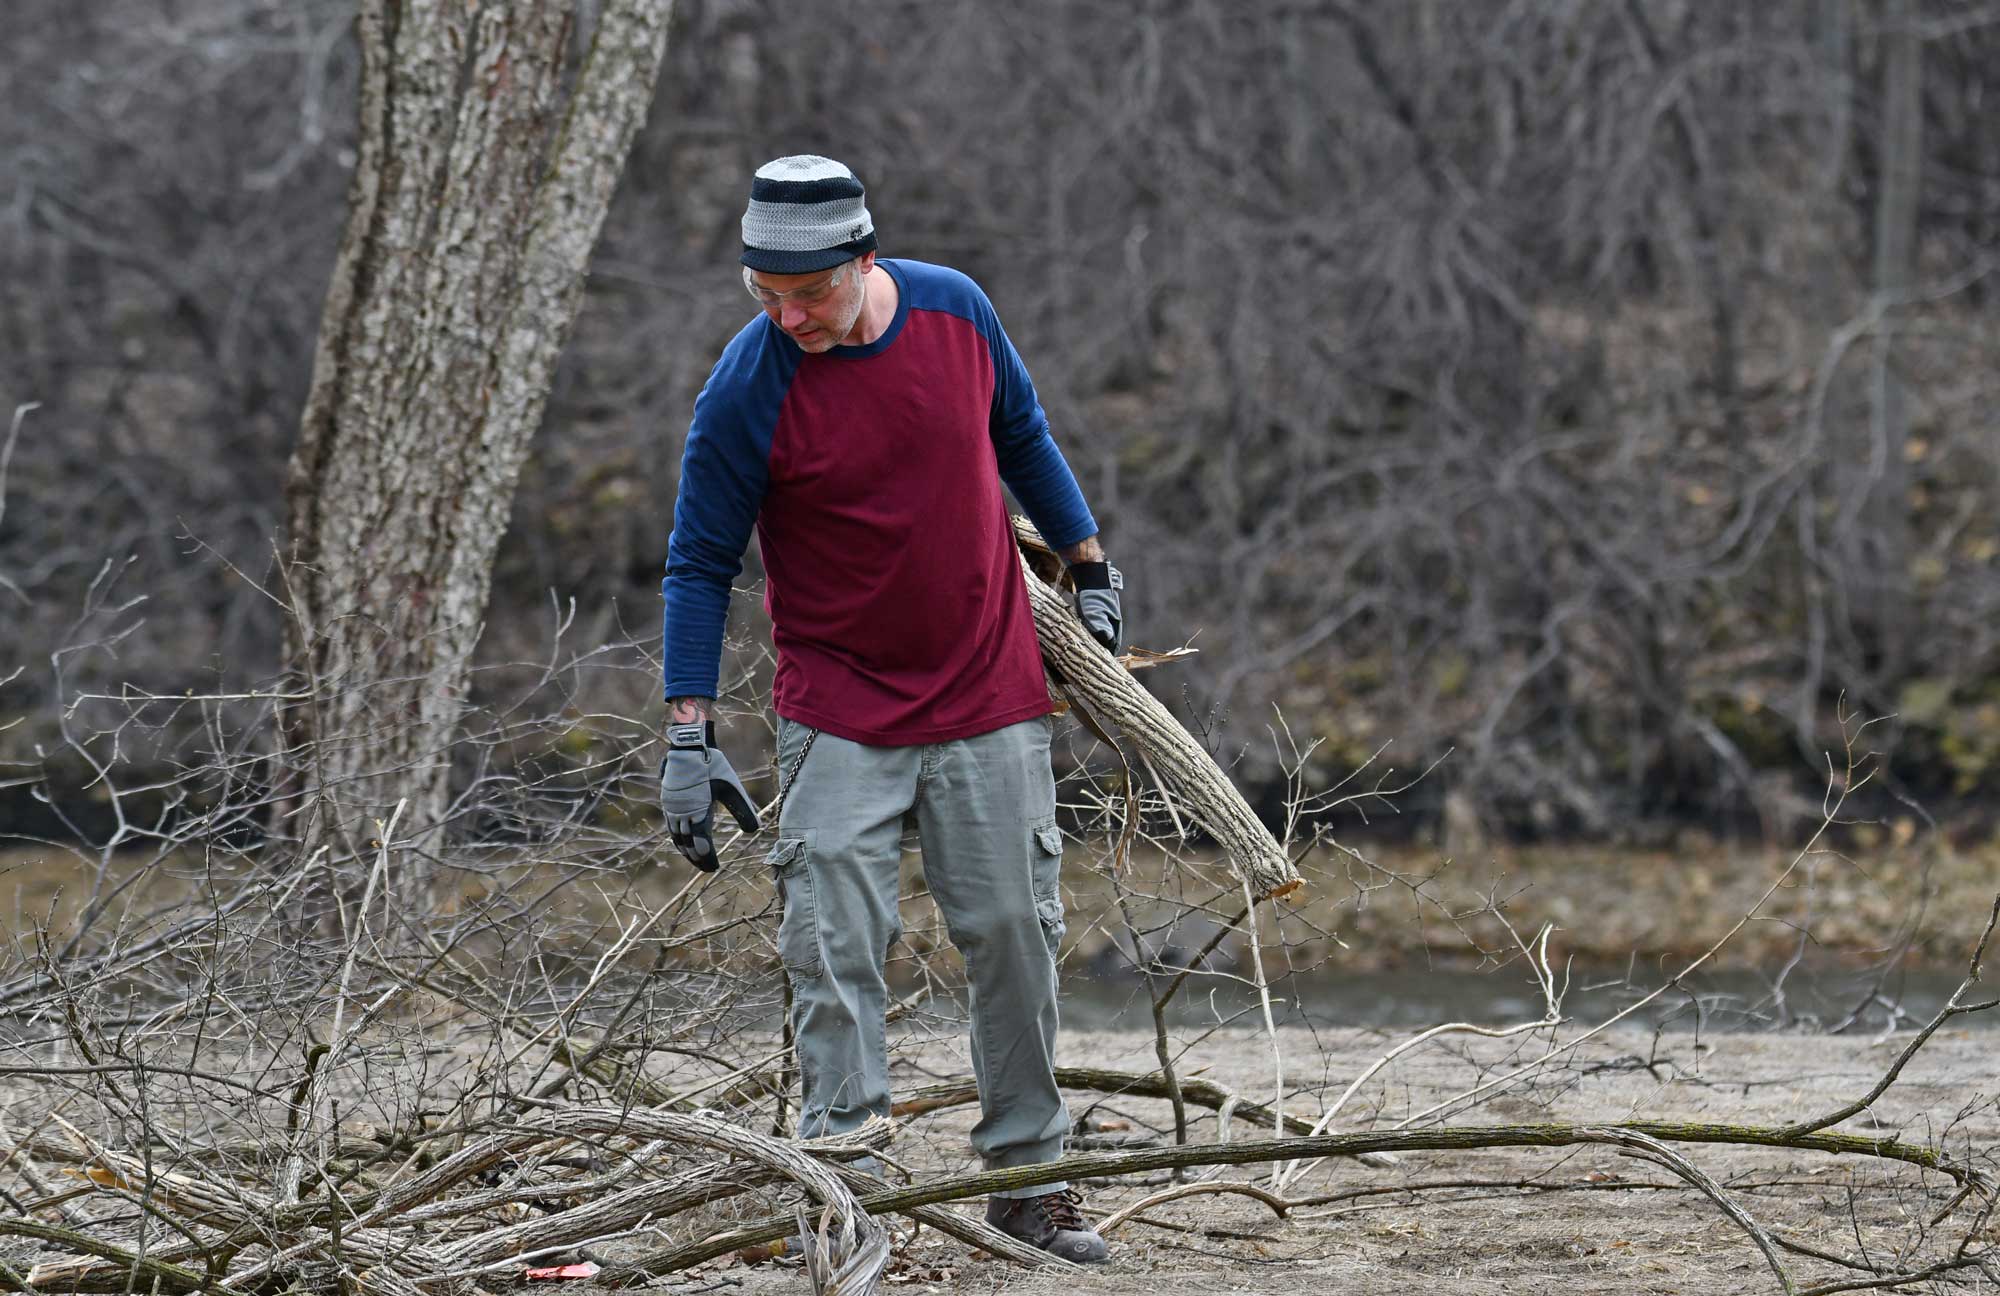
[1069,561,1124,656]
[659,721,760,870]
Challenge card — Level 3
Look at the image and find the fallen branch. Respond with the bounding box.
[824,1163,1080,1273]
[0,1219,207,1295]
[619,1117,1991,1278]
[1592,1126,1794,1294]
[1780,894,2000,1140]
[1015,519,1301,900]
[892,1064,1319,1135]
[1095,1180,1291,1237]
[29,1111,902,1295]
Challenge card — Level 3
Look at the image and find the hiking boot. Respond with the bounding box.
[985,1188,1110,1263]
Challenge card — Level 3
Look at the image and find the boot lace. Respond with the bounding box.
[1038,1188,1088,1233]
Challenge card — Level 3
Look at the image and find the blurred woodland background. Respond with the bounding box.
[3,0,1998,846]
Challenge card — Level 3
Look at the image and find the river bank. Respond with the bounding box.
[6,828,1997,980]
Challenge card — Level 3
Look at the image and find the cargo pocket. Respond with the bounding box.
[1031,818,1066,958]
[769,836,822,980]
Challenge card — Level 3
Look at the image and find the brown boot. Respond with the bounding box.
[985,1188,1111,1263]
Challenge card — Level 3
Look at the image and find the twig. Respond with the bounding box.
[1151,902,1253,1013]
[1592,1126,1794,1294]
[0,864,317,1014]
[0,403,35,542]
[1391,754,1871,1130]
[280,800,404,1204]
[1792,1258,1992,1296]
[1237,874,1287,1165]
[1780,894,2000,1140]
[1096,1180,1291,1236]
[1108,875,1188,1159]
[1270,922,1560,1193]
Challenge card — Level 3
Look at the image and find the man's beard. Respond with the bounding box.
[791,277,868,352]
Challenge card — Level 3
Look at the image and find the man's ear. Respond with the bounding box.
[855,250,878,274]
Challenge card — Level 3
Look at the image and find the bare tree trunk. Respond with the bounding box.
[1621,0,1745,436]
[1817,0,1852,190]
[278,0,674,886]
[1857,0,1922,673]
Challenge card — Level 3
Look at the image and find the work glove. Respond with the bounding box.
[659,721,760,871]
[1069,561,1124,656]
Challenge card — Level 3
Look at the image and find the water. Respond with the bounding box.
[1056,962,1997,1034]
[8,847,1991,1037]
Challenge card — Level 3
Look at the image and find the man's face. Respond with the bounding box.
[746,254,871,353]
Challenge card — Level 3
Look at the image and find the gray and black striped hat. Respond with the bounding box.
[740,155,877,274]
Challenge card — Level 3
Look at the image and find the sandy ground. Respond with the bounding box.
[3,1020,1996,1295]
[7,831,2000,1294]
[672,1023,2000,1296]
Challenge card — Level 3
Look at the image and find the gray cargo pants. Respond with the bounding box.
[771,715,1069,1198]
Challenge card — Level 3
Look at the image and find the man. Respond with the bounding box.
[658,155,1121,1264]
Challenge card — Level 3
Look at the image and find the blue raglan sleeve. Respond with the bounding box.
[661,331,783,701]
[975,288,1099,550]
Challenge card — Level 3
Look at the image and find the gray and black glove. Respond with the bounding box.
[1070,561,1124,656]
[659,721,760,871]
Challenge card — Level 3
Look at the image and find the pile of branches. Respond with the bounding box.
[4,1108,901,1295]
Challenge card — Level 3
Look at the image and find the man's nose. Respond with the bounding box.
[781,299,810,329]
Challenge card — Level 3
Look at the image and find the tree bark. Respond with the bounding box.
[278,0,674,885]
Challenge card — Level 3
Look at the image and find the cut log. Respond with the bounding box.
[1015,519,1302,900]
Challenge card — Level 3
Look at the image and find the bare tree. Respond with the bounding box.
[276,0,673,883]
[1852,0,1924,671]
[5,0,1998,850]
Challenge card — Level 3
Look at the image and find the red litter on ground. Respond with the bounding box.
[524,1263,600,1281]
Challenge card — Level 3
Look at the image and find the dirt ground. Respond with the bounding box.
[3,1020,1996,1295]
[664,1023,2000,1296]
[7,837,1999,1294]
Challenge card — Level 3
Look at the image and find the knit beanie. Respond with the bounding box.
[740,155,877,274]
